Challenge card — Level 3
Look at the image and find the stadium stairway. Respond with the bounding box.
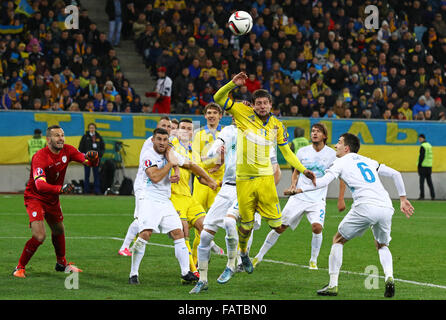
[81,1,155,106]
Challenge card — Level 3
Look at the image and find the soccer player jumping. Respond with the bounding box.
[13,125,99,278]
[213,72,316,273]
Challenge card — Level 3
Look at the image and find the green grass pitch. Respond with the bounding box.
[0,194,445,300]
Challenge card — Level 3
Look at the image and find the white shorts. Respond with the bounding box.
[338,203,394,245]
[227,200,262,231]
[203,184,237,233]
[281,196,326,230]
[136,197,183,234]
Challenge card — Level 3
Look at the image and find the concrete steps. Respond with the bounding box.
[81,1,155,105]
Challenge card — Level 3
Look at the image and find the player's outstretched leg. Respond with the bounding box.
[253,229,281,268]
[172,233,198,285]
[310,224,323,270]
[190,229,214,293]
[238,226,254,274]
[13,236,43,278]
[377,243,395,297]
[119,219,138,256]
[318,242,343,296]
[217,216,238,284]
[129,236,148,284]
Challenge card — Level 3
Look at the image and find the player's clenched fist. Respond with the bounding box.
[60,183,74,194]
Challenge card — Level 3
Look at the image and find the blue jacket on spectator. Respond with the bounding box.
[412,102,430,117]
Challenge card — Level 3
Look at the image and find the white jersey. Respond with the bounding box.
[295,145,336,203]
[135,142,185,201]
[216,125,237,184]
[134,135,177,194]
[133,136,154,195]
[325,153,393,209]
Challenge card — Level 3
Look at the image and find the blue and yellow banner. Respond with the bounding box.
[0,111,445,172]
[0,24,24,34]
[14,0,34,17]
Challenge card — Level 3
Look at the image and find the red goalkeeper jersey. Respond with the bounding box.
[24,144,87,205]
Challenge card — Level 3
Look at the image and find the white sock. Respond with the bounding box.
[174,238,190,276]
[197,230,214,282]
[121,220,139,251]
[210,240,219,251]
[378,246,393,281]
[224,216,238,271]
[246,231,254,255]
[310,232,323,262]
[255,230,280,261]
[130,237,147,277]
[328,243,343,287]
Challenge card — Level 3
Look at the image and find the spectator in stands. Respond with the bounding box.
[150,66,172,114]
[105,0,124,47]
[413,96,431,119]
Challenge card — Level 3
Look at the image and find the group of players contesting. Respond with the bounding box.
[13,72,414,298]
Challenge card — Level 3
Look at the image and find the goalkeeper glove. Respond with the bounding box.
[60,183,74,194]
[86,150,99,166]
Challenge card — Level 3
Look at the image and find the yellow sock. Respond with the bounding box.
[192,230,201,267]
[237,227,252,255]
[185,237,197,273]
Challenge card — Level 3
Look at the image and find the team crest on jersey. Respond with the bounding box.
[62,156,67,163]
[248,115,255,122]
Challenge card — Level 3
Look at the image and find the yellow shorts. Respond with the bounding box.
[171,194,206,226]
[236,175,282,229]
[192,178,220,212]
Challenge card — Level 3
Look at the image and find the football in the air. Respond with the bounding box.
[228,11,253,36]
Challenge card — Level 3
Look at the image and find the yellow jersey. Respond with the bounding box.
[171,139,196,197]
[214,81,307,178]
[192,125,225,181]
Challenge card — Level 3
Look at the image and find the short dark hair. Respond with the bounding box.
[419,133,426,139]
[252,89,273,104]
[153,127,169,137]
[179,118,193,125]
[171,119,179,125]
[159,116,170,122]
[46,125,62,137]
[340,133,360,153]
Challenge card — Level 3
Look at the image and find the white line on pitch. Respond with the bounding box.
[1,235,445,290]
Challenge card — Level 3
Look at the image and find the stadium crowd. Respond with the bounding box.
[0,0,143,113]
[131,0,446,120]
[1,0,446,121]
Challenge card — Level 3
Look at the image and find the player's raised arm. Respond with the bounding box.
[377,164,414,218]
[279,143,315,185]
[67,144,99,167]
[213,72,247,110]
